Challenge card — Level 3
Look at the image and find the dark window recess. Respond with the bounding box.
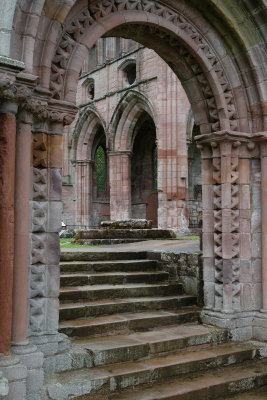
[88,82,95,99]
[95,145,106,191]
[125,63,136,85]
[194,184,202,200]
[152,144,158,190]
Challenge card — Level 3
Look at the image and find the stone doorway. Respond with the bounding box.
[131,114,158,227]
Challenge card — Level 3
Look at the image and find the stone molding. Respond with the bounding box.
[0,74,77,125]
[49,0,238,132]
[196,130,255,313]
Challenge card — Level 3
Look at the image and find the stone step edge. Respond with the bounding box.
[45,344,266,400]
[108,357,267,400]
[60,251,148,262]
[58,307,200,329]
[59,294,196,310]
[43,324,227,375]
[69,325,230,366]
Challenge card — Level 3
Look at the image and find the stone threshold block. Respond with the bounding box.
[101,219,153,229]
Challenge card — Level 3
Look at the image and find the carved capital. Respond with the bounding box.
[196,130,255,158]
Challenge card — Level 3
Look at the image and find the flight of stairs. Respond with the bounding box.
[45,251,267,400]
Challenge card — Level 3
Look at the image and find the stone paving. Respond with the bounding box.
[61,239,200,254]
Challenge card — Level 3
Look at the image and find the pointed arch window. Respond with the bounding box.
[95,145,107,192]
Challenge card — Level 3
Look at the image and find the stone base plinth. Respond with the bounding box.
[75,228,175,241]
[101,219,152,229]
[0,355,26,400]
[202,309,267,342]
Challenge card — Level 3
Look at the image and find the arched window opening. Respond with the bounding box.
[88,81,95,99]
[124,63,136,85]
[95,145,107,192]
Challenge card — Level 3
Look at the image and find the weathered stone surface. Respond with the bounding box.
[101,219,153,229]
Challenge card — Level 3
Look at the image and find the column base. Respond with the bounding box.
[12,343,43,400]
[253,311,267,341]
[201,309,255,341]
[29,333,70,375]
[0,355,27,400]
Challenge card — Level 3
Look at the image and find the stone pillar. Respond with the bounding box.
[12,111,32,346]
[11,110,44,400]
[109,151,132,221]
[75,160,93,227]
[259,139,267,312]
[28,103,76,373]
[0,101,17,355]
[197,130,256,340]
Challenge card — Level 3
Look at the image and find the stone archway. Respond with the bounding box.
[70,108,109,228]
[35,0,264,335]
[0,1,267,397]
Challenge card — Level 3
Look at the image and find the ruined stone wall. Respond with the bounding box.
[63,38,191,230]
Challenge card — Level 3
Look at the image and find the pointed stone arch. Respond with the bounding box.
[109,89,156,151]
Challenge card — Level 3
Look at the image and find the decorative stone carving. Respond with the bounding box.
[32,201,47,232]
[31,234,46,265]
[49,0,237,131]
[33,168,48,200]
[30,265,46,298]
[29,298,45,333]
[33,134,48,168]
[197,130,254,312]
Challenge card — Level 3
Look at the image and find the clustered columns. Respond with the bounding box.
[75,159,94,227]
[109,151,132,221]
[197,130,258,335]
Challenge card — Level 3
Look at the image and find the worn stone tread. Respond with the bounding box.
[60,271,169,286]
[59,308,199,328]
[227,385,267,399]
[59,295,196,309]
[68,324,228,365]
[109,358,267,399]
[60,283,181,292]
[46,343,263,400]
[71,324,226,352]
[59,307,200,337]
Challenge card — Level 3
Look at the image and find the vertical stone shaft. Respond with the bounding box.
[109,151,131,220]
[12,114,32,344]
[0,110,16,354]
[199,145,214,309]
[76,161,92,227]
[260,142,267,311]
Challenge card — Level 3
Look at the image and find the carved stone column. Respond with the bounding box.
[0,101,17,355]
[197,130,256,339]
[109,151,132,221]
[29,102,76,373]
[75,160,94,227]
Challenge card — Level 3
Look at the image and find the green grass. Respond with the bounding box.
[60,238,98,248]
[178,236,200,240]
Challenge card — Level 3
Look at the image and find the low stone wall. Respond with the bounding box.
[147,250,203,306]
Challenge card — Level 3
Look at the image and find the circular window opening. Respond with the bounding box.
[125,63,136,85]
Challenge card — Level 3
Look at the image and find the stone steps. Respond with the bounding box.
[60,259,160,273]
[108,358,267,400]
[75,228,174,240]
[59,283,184,302]
[60,251,147,262]
[59,295,196,320]
[47,251,267,400]
[45,343,265,400]
[70,324,229,366]
[59,308,200,337]
[228,385,267,399]
[60,271,169,286]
